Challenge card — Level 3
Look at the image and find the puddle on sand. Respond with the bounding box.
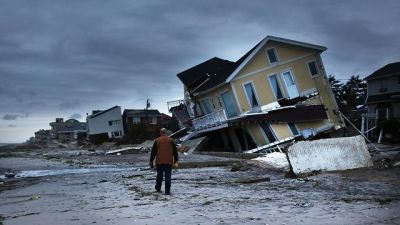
[1,166,143,179]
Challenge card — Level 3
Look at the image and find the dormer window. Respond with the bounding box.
[266,48,278,64]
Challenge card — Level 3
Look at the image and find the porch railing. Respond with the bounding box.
[167,99,185,112]
[192,109,227,130]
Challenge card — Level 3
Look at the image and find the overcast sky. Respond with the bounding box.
[1,0,399,142]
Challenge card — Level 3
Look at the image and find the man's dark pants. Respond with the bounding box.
[155,164,172,194]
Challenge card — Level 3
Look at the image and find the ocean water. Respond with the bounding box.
[0,143,13,147]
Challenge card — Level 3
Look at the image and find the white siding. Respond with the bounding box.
[87,106,124,138]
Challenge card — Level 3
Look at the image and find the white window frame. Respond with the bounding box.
[219,89,238,118]
[280,69,299,99]
[149,116,157,125]
[258,123,278,144]
[266,47,279,64]
[109,120,121,126]
[200,98,214,115]
[267,73,285,100]
[112,130,121,137]
[306,60,320,77]
[132,117,140,124]
[242,81,261,110]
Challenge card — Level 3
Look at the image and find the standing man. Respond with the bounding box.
[149,128,178,195]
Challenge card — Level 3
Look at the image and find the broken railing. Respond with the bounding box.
[167,99,185,112]
[192,109,227,130]
[244,137,295,154]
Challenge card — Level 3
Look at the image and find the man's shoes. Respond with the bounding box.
[165,191,170,195]
[155,189,161,193]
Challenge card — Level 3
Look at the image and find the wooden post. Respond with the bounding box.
[361,115,365,135]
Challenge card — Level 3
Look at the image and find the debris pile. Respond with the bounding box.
[253,152,290,171]
[287,135,373,175]
[176,136,208,154]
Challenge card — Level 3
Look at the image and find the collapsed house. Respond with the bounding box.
[168,35,345,153]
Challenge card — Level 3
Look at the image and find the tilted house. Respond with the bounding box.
[87,106,124,139]
[170,35,344,152]
[363,62,400,141]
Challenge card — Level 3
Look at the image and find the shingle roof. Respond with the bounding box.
[177,57,236,94]
[176,41,261,95]
[364,62,400,81]
[123,109,161,116]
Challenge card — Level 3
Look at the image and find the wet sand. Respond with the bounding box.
[0,149,399,225]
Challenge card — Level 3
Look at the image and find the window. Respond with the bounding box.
[268,74,283,100]
[288,123,299,136]
[200,99,213,114]
[260,123,277,143]
[282,71,299,99]
[221,91,237,117]
[132,117,140,124]
[112,131,122,137]
[149,117,157,125]
[266,48,278,63]
[308,61,319,76]
[244,83,259,109]
[108,120,121,126]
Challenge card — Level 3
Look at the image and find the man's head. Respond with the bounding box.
[160,128,167,136]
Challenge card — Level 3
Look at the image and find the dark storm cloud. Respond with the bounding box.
[3,114,28,120]
[0,0,399,121]
[69,113,82,120]
[3,114,20,120]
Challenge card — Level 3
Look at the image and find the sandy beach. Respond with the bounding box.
[0,145,399,225]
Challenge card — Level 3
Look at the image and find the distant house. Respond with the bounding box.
[170,35,344,152]
[49,118,65,139]
[363,62,400,141]
[160,113,179,132]
[87,106,124,139]
[122,109,178,141]
[122,109,162,139]
[34,129,51,143]
[49,118,87,141]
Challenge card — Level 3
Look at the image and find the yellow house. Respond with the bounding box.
[169,36,344,152]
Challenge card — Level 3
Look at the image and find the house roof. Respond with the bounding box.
[58,126,87,133]
[177,57,236,95]
[364,62,400,81]
[88,106,120,119]
[123,109,161,117]
[225,35,326,82]
[177,36,327,96]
